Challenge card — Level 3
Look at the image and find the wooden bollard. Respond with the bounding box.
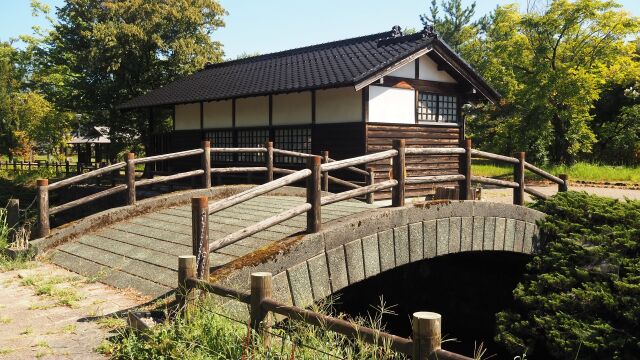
[7,199,19,243]
[36,179,50,238]
[514,152,525,206]
[201,140,211,188]
[124,153,136,205]
[306,156,322,233]
[321,150,329,192]
[460,138,472,200]
[559,174,568,192]
[412,312,442,360]
[177,255,197,312]
[265,141,274,182]
[250,272,272,344]
[391,139,406,207]
[191,197,209,280]
[366,168,375,204]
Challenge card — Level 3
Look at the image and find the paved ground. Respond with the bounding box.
[482,184,640,203]
[0,263,145,359]
[51,195,376,297]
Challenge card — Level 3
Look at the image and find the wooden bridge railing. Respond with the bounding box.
[177,255,473,360]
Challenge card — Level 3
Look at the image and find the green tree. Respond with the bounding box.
[420,0,478,51]
[48,0,227,155]
[463,0,639,164]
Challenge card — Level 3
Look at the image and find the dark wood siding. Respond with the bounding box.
[312,122,365,160]
[366,123,462,199]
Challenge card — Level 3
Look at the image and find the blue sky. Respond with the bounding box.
[2,0,639,59]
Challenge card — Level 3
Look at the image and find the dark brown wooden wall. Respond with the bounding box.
[366,123,462,199]
[312,123,365,160]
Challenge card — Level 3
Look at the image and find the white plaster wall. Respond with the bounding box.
[368,86,415,124]
[419,56,457,83]
[236,96,269,127]
[316,87,362,123]
[174,103,200,130]
[203,99,232,128]
[273,92,312,125]
[388,61,415,78]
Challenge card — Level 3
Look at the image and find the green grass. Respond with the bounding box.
[20,275,84,307]
[472,161,640,183]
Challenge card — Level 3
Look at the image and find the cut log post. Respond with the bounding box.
[36,179,49,238]
[177,255,197,314]
[7,199,19,243]
[124,153,136,205]
[321,151,329,192]
[366,168,375,204]
[65,160,69,175]
[201,140,211,188]
[250,272,273,345]
[412,312,442,360]
[514,152,525,206]
[391,139,406,207]
[191,197,209,280]
[559,174,568,192]
[460,138,472,200]
[306,156,322,233]
[265,141,274,182]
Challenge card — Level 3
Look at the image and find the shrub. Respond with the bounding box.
[495,192,640,359]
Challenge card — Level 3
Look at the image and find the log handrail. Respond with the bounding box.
[135,170,204,187]
[326,157,369,176]
[211,166,267,174]
[406,174,466,185]
[405,147,465,155]
[471,149,519,164]
[211,147,267,153]
[48,161,126,191]
[321,179,397,206]
[49,184,127,215]
[524,162,564,185]
[524,186,549,200]
[321,149,397,172]
[133,148,204,164]
[272,148,316,158]
[185,277,251,303]
[327,175,361,189]
[471,175,520,188]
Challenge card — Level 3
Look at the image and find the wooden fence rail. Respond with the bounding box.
[177,256,473,359]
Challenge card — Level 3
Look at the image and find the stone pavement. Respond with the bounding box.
[51,195,375,297]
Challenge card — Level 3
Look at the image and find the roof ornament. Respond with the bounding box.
[391,25,403,38]
[421,24,438,39]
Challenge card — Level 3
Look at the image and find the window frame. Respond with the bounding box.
[415,91,461,126]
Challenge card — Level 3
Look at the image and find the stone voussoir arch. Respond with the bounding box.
[218,201,546,311]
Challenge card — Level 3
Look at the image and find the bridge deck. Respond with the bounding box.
[51,195,376,297]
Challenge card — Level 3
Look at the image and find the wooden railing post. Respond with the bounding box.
[250,272,273,344]
[306,156,322,233]
[412,312,441,360]
[36,179,49,238]
[265,141,274,182]
[7,198,19,243]
[191,197,210,280]
[177,255,197,313]
[514,152,525,205]
[201,140,211,188]
[124,153,136,205]
[366,167,375,204]
[391,139,406,207]
[321,151,329,192]
[559,174,569,192]
[460,138,472,200]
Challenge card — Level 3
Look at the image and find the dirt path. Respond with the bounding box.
[0,263,147,359]
[482,184,640,203]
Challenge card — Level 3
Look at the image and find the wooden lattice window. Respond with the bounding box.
[274,127,312,164]
[237,129,269,163]
[205,130,233,162]
[417,92,458,124]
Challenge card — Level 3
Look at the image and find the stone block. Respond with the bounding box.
[344,239,365,284]
[514,220,526,252]
[307,253,331,301]
[271,271,293,307]
[448,217,462,253]
[494,218,506,251]
[408,222,424,262]
[393,225,410,266]
[523,222,535,254]
[460,217,473,252]
[361,234,380,278]
[378,229,395,271]
[287,262,314,307]
[436,218,450,256]
[423,220,437,258]
[472,216,485,251]
[483,217,496,251]
[326,246,349,292]
[505,219,516,251]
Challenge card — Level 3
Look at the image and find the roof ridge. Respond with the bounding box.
[203,30,394,70]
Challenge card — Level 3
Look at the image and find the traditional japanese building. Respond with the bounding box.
[119,25,499,198]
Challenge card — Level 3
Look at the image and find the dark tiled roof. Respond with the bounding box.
[119,28,497,109]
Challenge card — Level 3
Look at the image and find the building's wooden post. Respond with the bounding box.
[201,140,211,188]
[250,272,273,344]
[366,168,375,204]
[559,174,569,192]
[7,199,19,243]
[177,255,197,313]
[412,312,442,360]
[36,179,49,238]
[65,160,70,176]
[391,139,406,207]
[306,156,322,233]
[321,150,329,192]
[514,152,525,206]
[125,153,136,205]
[460,139,472,200]
[191,197,210,280]
[265,141,274,182]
